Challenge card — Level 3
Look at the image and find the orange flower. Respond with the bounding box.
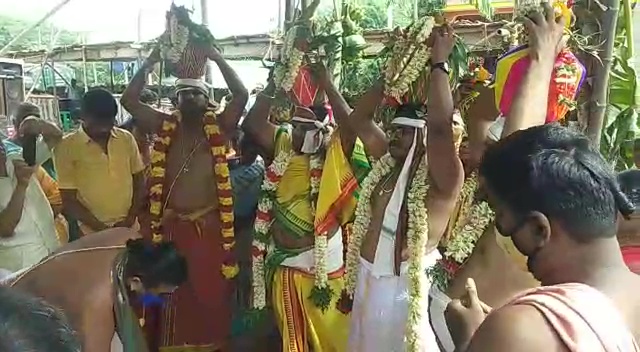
[221,227,234,238]
[221,264,239,279]
[152,234,163,243]
[150,201,162,216]
[162,120,178,132]
[219,196,233,207]
[150,150,166,164]
[223,241,236,251]
[150,184,163,196]
[150,167,166,178]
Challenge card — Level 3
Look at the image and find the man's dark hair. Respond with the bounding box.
[125,239,188,288]
[14,102,40,126]
[81,88,118,121]
[480,124,633,241]
[310,105,328,121]
[394,103,426,119]
[0,287,80,351]
[140,89,159,105]
[618,169,640,211]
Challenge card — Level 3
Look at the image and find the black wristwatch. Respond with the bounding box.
[431,61,450,75]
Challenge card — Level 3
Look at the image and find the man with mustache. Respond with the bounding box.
[54,89,146,236]
[341,24,465,351]
[121,42,248,350]
[242,61,369,352]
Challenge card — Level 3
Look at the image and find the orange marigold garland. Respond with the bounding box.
[148,109,238,280]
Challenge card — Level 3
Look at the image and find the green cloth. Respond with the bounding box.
[111,253,149,352]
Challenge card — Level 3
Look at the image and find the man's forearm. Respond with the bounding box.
[63,197,108,231]
[322,78,352,125]
[127,173,145,219]
[501,58,555,137]
[427,69,455,127]
[212,57,248,98]
[0,185,27,238]
[121,62,153,107]
[39,119,63,148]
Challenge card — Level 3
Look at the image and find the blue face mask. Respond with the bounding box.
[139,292,165,307]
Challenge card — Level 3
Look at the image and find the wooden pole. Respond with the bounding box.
[0,0,73,55]
[201,0,214,92]
[585,0,620,146]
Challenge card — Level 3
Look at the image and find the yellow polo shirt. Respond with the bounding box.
[53,127,144,233]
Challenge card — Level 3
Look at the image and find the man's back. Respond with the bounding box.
[10,228,141,348]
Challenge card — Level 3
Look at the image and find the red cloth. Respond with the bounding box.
[140,210,235,351]
[621,245,640,275]
[291,65,320,107]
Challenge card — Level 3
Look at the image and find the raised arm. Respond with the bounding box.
[464,83,500,172]
[241,74,277,159]
[426,25,464,196]
[348,80,387,159]
[120,49,166,134]
[501,3,566,138]
[208,47,249,136]
[0,161,32,238]
[313,62,356,155]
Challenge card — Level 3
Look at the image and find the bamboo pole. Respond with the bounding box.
[26,29,62,99]
[0,0,73,55]
[585,0,620,146]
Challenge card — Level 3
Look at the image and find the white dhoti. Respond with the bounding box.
[348,250,441,352]
[428,284,455,352]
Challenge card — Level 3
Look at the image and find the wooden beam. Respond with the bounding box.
[10,23,506,64]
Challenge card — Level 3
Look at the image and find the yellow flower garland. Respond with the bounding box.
[148,110,238,279]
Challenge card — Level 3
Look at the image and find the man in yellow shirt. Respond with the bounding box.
[54,89,145,236]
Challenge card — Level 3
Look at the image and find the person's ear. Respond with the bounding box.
[128,276,144,292]
[528,211,552,247]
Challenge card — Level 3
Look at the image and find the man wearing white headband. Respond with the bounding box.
[242,62,371,351]
[121,45,249,350]
[340,26,465,351]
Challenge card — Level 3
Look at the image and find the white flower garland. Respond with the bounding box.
[383,16,436,100]
[274,26,305,92]
[251,149,293,309]
[344,153,430,352]
[164,12,189,64]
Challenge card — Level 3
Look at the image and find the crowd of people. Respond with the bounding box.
[0,5,638,352]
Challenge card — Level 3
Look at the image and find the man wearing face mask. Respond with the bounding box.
[54,89,146,236]
[8,228,187,352]
[242,62,370,351]
[445,123,640,351]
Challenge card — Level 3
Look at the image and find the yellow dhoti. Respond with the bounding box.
[272,266,349,352]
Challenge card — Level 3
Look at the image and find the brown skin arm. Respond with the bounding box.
[241,83,277,159]
[0,183,28,238]
[314,64,356,156]
[348,81,388,159]
[426,67,464,197]
[209,54,249,137]
[463,305,566,352]
[465,84,499,170]
[120,58,166,134]
[61,190,109,232]
[501,4,565,137]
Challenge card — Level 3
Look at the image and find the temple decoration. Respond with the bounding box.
[493,0,585,123]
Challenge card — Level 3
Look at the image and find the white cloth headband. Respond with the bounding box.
[175,78,210,97]
[391,117,426,128]
[291,115,330,129]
